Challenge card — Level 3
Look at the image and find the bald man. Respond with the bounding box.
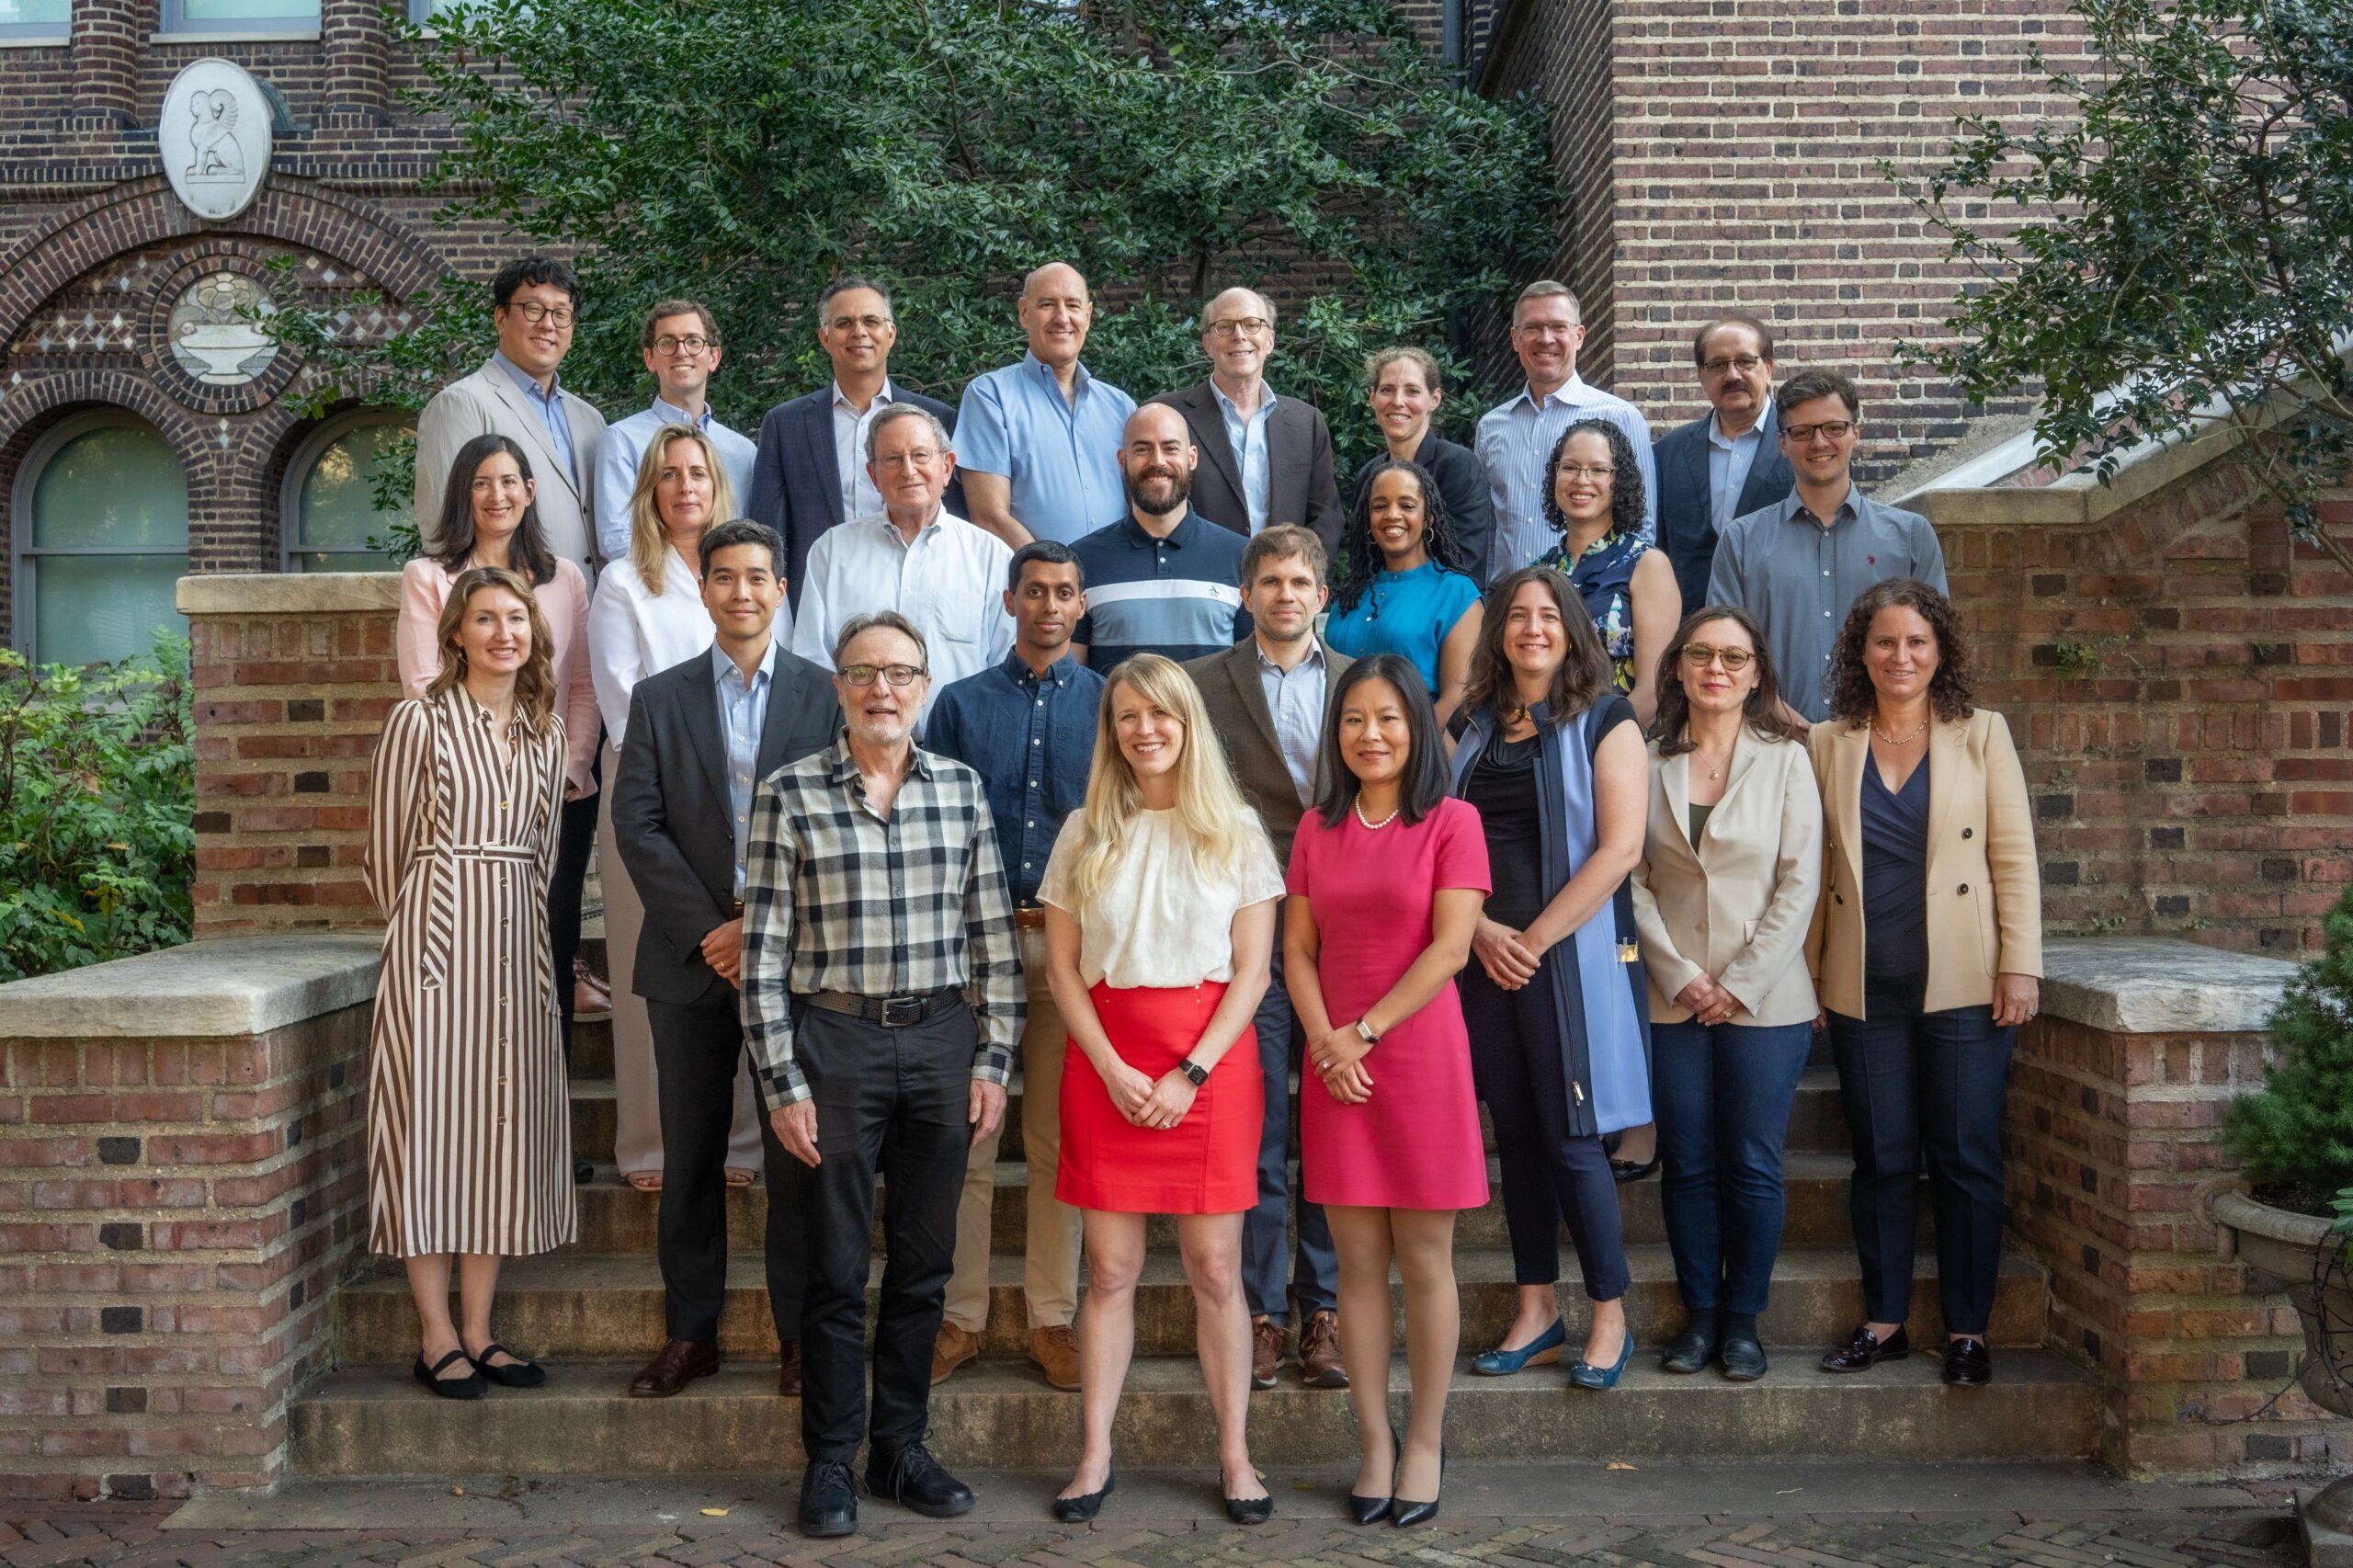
[1066,403,1252,670]
[956,262,1139,549]
[1147,287,1341,555]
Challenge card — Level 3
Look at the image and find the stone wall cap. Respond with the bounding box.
[177,572,403,616]
[2042,937,2298,1036]
[0,934,381,1039]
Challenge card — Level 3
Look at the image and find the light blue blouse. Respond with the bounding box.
[1324,560,1483,695]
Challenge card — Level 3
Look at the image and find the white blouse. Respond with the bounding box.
[1038,810,1286,990]
[587,548,791,747]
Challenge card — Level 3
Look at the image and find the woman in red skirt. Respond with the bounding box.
[1040,654,1285,1525]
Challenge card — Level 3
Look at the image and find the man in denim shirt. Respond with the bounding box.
[922,540,1104,1392]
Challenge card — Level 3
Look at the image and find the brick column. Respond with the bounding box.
[319,0,391,130]
[65,0,140,135]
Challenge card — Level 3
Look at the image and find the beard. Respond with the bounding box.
[1129,464,1192,517]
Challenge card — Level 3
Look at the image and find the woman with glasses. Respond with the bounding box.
[1533,420,1680,726]
[1350,348,1499,585]
[1629,608,1821,1381]
[1324,460,1484,727]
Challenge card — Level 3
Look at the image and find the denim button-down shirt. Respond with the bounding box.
[1212,381,1277,534]
[493,349,578,482]
[924,651,1105,905]
[714,637,779,897]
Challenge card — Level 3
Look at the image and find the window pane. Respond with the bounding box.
[296,421,407,562]
[291,551,397,574]
[30,426,190,550]
[31,554,191,668]
[180,0,321,19]
[0,0,69,28]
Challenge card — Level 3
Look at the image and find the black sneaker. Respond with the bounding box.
[797,1458,858,1537]
[865,1441,976,1517]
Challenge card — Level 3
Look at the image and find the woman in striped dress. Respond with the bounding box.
[366,565,576,1401]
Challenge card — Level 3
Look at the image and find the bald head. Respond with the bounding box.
[1120,401,1197,522]
[1200,286,1276,393]
[1019,263,1094,371]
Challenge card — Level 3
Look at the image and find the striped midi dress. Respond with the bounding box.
[363,690,577,1257]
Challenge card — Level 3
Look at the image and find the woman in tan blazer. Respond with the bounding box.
[1631,606,1821,1382]
[1806,578,2040,1390]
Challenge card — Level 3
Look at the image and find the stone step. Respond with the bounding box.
[289,1347,2098,1476]
[334,1244,2045,1362]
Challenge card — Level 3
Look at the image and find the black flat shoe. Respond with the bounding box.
[412,1348,485,1401]
[1609,1154,1661,1184]
[464,1341,546,1388]
[1943,1336,1993,1386]
[1659,1313,1721,1374]
[1051,1470,1115,1523]
[1392,1445,1445,1528]
[1718,1332,1768,1381]
[1820,1324,1910,1373]
[797,1459,858,1537]
[866,1442,975,1518]
[1222,1475,1273,1525]
[1347,1423,1398,1524]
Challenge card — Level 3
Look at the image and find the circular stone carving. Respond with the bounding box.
[165,271,279,387]
[160,59,274,222]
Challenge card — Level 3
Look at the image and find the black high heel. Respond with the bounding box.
[1392,1444,1445,1528]
[1051,1469,1115,1522]
[1347,1423,1398,1524]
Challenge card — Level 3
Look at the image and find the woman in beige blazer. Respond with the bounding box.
[1806,578,2040,1390]
[1631,606,1821,1383]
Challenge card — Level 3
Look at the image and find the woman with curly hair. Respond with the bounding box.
[1808,578,2040,1390]
[1533,419,1680,725]
[1324,460,1483,726]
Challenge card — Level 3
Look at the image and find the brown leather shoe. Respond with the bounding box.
[1250,1315,1284,1390]
[931,1322,980,1384]
[778,1339,801,1397]
[629,1338,719,1397]
[1029,1324,1080,1391]
[1820,1324,1911,1373]
[1299,1308,1349,1388]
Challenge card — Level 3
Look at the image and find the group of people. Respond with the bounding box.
[361,252,2043,1536]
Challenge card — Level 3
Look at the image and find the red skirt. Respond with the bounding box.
[1055,981,1263,1214]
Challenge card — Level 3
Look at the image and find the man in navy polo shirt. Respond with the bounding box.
[1069,403,1250,670]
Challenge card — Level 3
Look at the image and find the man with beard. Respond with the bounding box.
[1068,403,1251,670]
[741,611,1024,1537]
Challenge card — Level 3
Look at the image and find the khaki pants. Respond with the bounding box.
[943,926,1083,1333]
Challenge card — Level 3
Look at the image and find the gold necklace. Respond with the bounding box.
[1871,713,1929,746]
[1354,797,1400,831]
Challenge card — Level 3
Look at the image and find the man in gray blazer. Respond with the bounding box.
[1149,288,1343,558]
[609,519,842,1402]
[415,256,608,572]
[1184,524,1352,1392]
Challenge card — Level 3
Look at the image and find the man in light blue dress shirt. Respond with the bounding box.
[1475,280,1659,576]
[596,300,759,562]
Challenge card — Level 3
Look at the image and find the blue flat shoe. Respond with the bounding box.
[1472,1316,1565,1375]
[1568,1328,1635,1391]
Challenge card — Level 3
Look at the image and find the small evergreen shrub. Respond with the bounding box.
[2222,882,2353,1221]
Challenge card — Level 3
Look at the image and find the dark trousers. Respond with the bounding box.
[1826,971,2015,1336]
[549,750,602,1058]
[793,1000,975,1461]
[1650,1017,1813,1315]
[1242,949,1338,1324]
[650,994,804,1345]
[1460,959,1631,1301]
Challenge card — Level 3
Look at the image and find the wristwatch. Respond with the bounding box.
[1354,1019,1381,1046]
[1176,1058,1210,1087]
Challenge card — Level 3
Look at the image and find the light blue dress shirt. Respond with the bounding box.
[954,352,1137,545]
[713,636,778,897]
[595,397,759,563]
[1255,637,1326,805]
[1706,395,1772,533]
[1212,381,1277,535]
[1475,374,1658,574]
[493,349,578,484]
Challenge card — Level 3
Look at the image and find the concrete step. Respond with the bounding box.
[334,1244,2045,1362]
[289,1347,2098,1476]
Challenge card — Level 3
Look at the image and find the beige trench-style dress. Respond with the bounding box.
[363,688,577,1257]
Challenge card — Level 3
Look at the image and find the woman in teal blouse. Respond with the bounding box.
[1324,460,1484,727]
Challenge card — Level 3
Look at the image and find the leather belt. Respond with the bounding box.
[1013,905,1048,931]
[799,986,961,1028]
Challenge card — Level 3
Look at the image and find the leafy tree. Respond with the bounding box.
[277,0,1554,535]
[1897,0,2353,576]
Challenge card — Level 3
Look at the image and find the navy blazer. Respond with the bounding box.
[1651,401,1794,618]
[1349,431,1500,585]
[745,383,963,610]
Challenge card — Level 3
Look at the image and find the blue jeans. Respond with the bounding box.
[1650,1017,1813,1316]
[1242,949,1337,1323]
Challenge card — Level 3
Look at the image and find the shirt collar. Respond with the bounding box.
[1256,637,1326,677]
[1211,380,1277,422]
[826,733,934,785]
[1709,396,1771,450]
[1780,484,1859,529]
[832,380,895,415]
[1120,508,1195,549]
[650,395,713,430]
[1003,650,1079,687]
[710,636,779,690]
[1515,372,1588,413]
[1023,350,1092,396]
[492,349,561,406]
[874,505,945,543]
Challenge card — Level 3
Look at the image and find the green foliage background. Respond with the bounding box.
[2222,883,2353,1218]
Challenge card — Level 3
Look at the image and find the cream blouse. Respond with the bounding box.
[1038,809,1286,990]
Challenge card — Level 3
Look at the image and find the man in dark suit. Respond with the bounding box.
[1651,312,1794,617]
[746,276,962,609]
[609,518,842,1403]
[1149,288,1343,558]
[1184,524,1353,1392]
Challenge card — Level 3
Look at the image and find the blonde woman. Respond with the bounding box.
[366,566,574,1400]
[1040,655,1284,1525]
[586,424,766,1190]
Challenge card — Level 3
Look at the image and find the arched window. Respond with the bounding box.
[11,413,190,667]
[281,412,413,573]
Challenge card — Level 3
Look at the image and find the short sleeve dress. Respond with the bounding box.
[1287,795,1493,1210]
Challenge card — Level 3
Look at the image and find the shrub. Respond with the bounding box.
[2222,881,2353,1215]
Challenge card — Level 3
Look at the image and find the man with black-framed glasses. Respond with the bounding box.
[595,299,758,563]
[1706,367,1947,726]
[1653,313,1795,617]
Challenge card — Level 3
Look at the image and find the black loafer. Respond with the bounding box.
[412,1348,485,1401]
[1943,1336,1993,1386]
[1659,1317,1720,1374]
[1820,1324,1909,1373]
[1718,1332,1768,1381]
[797,1459,858,1537]
[465,1341,546,1388]
[1051,1470,1114,1523]
[866,1442,975,1517]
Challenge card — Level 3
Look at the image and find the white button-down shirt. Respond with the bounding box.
[1476,374,1658,574]
[1706,395,1772,533]
[586,545,767,748]
[830,380,902,528]
[789,507,1016,728]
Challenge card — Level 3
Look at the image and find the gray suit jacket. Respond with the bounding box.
[1184,637,1353,869]
[1149,381,1343,558]
[609,644,841,1007]
[415,358,608,573]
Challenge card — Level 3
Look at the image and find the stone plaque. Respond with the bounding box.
[167,271,278,386]
[160,59,273,222]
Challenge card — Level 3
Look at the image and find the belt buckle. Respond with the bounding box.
[880,994,926,1028]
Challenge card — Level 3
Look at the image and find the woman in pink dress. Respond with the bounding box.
[1284,652,1489,1529]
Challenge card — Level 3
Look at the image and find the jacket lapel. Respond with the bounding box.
[1663,748,1695,852]
[1736,402,1789,517]
[678,654,733,813]
[1826,722,1866,891]
[479,362,582,503]
[1923,715,1960,872]
[1188,385,1245,506]
[1679,418,1712,514]
[1226,644,1283,763]
[1708,726,1764,833]
[798,395,846,529]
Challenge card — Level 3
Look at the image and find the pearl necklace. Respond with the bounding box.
[1871,713,1929,746]
[1354,797,1400,831]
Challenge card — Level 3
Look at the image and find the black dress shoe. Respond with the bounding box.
[412,1348,485,1401]
[1943,1336,1993,1386]
[1659,1312,1721,1374]
[1347,1424,1398,1524]
[1051,1470,1115,1522]
[866,1442,976,1517]
[1222,1487,1273,1525]
[1819,1324,1910,1373]
[1718,1331,1768,1381]
[1392,1446,1445,1529]
[465,1341,546,1389]
[797,1459,858,1538]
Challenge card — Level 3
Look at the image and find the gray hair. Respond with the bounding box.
[864,403,953,464]
[1514,279,1581,326]
[832,609,930,670]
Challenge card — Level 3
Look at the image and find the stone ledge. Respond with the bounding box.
[2040,937,2297,1037]
[177,573,402,616]
[0,934,381,1040]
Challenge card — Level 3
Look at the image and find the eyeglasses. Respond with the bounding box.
[1206,317,1271,338]
[1554,463,1616,482]
[508,301,575,326]
[1783,420,1857,444]
[872,449,941,471]
[1680,643,1754,672]
[653,333,713,355]
[839,663,927,687]
[1701,354,1766,376]
[826,313,892,335]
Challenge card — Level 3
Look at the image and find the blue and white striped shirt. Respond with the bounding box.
[1071,510,1251,671]
[1476,375,1658,574]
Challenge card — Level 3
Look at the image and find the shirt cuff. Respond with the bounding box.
[756,1059,811,1108]
[970,1041,1013,1087]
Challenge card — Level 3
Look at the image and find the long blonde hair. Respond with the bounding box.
[1063,654,1259,912]
[424,565,557,734]
[628,423,737,596]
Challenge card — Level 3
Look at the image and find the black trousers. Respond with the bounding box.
[1826,971,2015,1336]
[793,1000,975,1461]
[549,749,602,1058]
[650,994,804,1346]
